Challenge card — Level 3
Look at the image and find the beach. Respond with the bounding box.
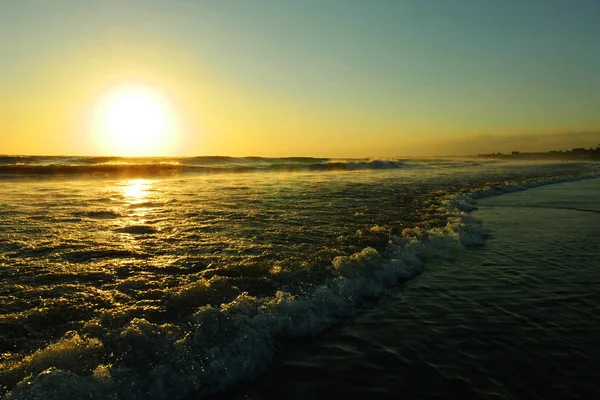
[227,178,600,399]
[1,158,598,399]
[4,2,600,399]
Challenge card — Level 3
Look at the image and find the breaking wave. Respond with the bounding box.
[0,156,460,177]
[3,171,598,399]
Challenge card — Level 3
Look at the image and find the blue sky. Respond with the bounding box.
[1,0,599,156]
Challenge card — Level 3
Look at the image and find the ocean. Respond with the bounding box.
[0,156,598,399]
[225,178,600,399]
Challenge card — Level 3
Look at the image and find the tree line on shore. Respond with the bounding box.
[478,145,600,160]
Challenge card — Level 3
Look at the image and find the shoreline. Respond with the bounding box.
[222,177,600,399]
[3,171,599,399]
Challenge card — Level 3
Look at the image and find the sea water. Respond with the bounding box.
[226,178,600,399]
[0,157,598,399]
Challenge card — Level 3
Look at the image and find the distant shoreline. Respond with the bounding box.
[476,146,600,161]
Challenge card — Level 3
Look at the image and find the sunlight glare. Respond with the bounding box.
[123,179,150,202]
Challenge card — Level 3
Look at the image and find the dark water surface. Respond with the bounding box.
[1,159,598,399]
[226,178,600,400]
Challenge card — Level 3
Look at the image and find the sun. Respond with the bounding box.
[91,84,178,157]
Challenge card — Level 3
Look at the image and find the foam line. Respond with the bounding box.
[4,172,599,400]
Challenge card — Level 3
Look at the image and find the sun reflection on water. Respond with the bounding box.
[119,179,156,224]
[123,179,151,203]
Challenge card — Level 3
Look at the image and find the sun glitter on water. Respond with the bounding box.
[123,179,150,202]
[91,84,179,156]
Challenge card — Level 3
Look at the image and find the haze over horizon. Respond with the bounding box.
[2,3,600,398]
[1,1,599,157]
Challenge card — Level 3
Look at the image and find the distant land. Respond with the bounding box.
[476,145,600,160]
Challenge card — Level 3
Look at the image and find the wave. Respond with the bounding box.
[0,155,517,178]
[0,156,512,177]
[4,172,598,400]
[0,157,412,176]
[0,163,185,176]
[114,225,158,235]
[61,249,150,262]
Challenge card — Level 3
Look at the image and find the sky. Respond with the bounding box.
[1,0,599,157]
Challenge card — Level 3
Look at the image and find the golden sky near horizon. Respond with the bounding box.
[1,2,599,157]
